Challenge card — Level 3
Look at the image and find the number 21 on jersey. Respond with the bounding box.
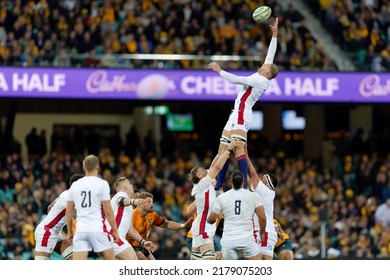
[81,190,91,207]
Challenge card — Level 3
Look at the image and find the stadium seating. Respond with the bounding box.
[303,0,390,72]
[0,0,337,70]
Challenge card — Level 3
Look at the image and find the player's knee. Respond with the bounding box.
[202,249,216,260]
[220,135,231,145]
[231,134,247,143]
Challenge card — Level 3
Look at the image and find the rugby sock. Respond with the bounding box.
[215,160,229,190]
[237,154,248,189]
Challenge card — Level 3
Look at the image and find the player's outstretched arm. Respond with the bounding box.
[264,17,278,64]
[208,139,241,179]
[270,17,278,38]
[160,215,194,230]
[246,151,260,188]
[208,62,253,86]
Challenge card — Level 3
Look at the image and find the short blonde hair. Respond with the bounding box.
[83,155,99,172]
[113,176,127,190]
[269,64,279,79]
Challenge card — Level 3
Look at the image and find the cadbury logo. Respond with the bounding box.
[85,70,137,93]
[359,74,390,97]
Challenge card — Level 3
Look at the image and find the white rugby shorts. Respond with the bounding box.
[72,232,113,253]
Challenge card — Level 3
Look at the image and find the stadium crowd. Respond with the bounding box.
[305,0,390,72]
[0,0,337,71]
[0,125,389,260]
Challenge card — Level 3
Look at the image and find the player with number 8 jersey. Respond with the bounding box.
[207,170,267,260]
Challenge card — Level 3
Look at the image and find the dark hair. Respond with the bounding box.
[188,166,201,184]
[230,170,244,190]
[69,173,84,186]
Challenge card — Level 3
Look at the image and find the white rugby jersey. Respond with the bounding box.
[253,180,275,233]
[36,190,69,234]
[191,175,216,238]
[107,191,133,238]
[68,176,111,233]
[212,188,263,240]
[219,38,277,125]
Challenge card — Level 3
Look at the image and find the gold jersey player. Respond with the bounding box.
[126,192,193,260]
[273,219,294,260]
[208,17,279,190]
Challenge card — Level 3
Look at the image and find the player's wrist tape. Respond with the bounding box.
[139,238,145,246]
[180,223,185,229]
[130,199,135,206]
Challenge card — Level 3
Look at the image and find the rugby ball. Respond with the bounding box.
[252,6,272,22]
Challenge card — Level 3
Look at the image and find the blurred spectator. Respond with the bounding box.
[25,127,40,158]
[284,3,304,25]
[53,47,71,67]
[36,129,47,157]
[8,135,22,155]
[349,128,365,156]
[322,134,336,169]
